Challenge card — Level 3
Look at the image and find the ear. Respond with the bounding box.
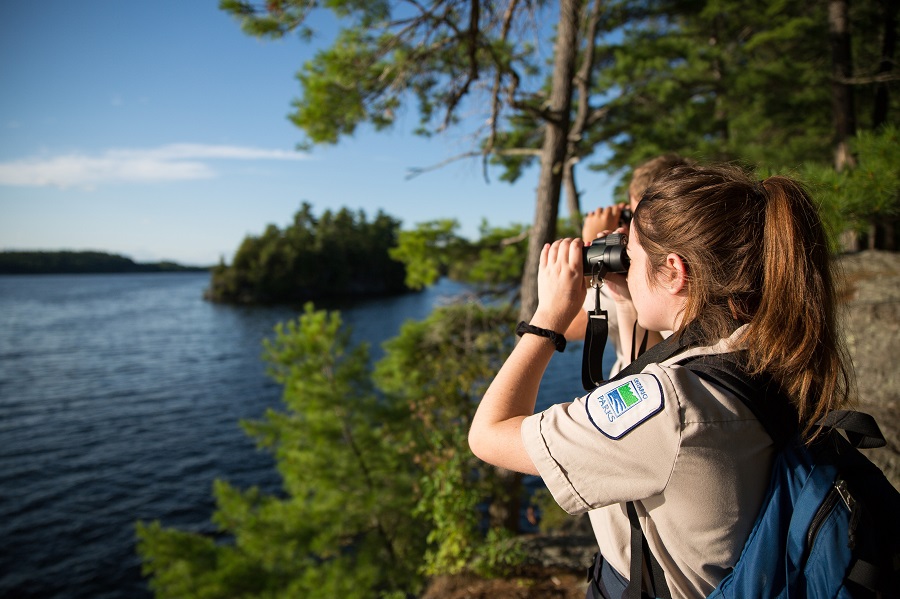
[664,253,687,295]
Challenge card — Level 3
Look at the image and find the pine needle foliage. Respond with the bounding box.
[138,299,521,596]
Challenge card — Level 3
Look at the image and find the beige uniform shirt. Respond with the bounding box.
[521,328,774,599]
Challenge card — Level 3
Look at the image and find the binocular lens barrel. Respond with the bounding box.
[582,233,629,277]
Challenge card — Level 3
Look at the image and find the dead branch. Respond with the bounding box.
[405,147,542,179]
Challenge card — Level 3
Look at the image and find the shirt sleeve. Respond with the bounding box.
[521,364,683,514]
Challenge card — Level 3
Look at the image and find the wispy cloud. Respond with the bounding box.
[0,143,307,189]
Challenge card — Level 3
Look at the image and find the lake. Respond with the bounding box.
[0,272,607,598]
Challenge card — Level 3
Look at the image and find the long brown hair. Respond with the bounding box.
[633,164,853,439]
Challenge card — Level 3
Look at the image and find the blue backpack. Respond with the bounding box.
[603,346,900,599]
[682,355,900,598]
[706,410,899,598]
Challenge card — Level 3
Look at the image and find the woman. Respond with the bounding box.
[468,164,853,599]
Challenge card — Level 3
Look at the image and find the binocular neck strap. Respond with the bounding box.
[582,284,609,390]
[581,285,652,390]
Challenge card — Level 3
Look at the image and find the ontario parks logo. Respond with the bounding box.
[599,378,650,422]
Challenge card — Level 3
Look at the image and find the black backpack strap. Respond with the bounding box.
[846,558,881,592]
[608,330,703,599]
[680,355,887,452]
[625,502,672,599]
[609,327,697,383]
[615,331,891,599]
[816,410,885,449]
[676,352,797,446]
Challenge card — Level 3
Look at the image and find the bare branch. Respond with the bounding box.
[484,0,522,178]
[406,150,484,179]
[405,146,542,179]
[585,106,610,127]
[835,72,900,84]
[499,229,529,246]
[569,0,602,144]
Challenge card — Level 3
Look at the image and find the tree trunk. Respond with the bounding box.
[562,0,604,233]
[563,158,582,231]
[492,0,580,536]
[519,0,579,323]
[872,0,897,127]
[829,0,856,171]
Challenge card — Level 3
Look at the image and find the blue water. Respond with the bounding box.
[0,272,608,598]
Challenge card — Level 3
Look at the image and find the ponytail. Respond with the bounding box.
[634,166,853,440]
[745,177,853,439]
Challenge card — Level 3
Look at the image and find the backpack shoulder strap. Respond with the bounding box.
[624,501,672,599]
[816,410,885,449]
[680,353,887,451]
[674,352,798,446]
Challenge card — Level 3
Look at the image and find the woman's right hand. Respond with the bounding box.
[533,238,586,333]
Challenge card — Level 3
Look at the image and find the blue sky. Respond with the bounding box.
[1,1,619,266]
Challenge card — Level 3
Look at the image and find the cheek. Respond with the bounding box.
[629,277,651,315]
[628,266,665,329]
[627,262,647,299]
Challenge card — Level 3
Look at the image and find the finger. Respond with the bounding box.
[540,242,550,267]
[557,238,573,266]
[547,239,561,265]
[567,237,583,267]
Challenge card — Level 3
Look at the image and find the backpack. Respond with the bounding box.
[591,335,900,599]
[680,354,900,599]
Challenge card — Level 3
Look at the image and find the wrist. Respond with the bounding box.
[529,309,570,334]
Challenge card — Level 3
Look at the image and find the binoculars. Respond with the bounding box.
[582,233,629,278]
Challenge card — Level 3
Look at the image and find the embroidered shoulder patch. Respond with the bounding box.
[584,374,664,439]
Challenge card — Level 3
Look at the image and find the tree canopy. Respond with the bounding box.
[220,0,898,315]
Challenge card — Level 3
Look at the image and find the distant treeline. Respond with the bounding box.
[0,251,209,274]
[205,203,409,304]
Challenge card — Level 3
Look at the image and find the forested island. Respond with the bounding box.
[205,203,412,304]
[0,251,209,275]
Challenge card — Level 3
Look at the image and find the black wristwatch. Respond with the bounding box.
[516,321,567,352]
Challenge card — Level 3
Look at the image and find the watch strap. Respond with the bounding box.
[516,321,567,352]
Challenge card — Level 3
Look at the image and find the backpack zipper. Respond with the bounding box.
[806,478,857,553]
[835,479,859,549]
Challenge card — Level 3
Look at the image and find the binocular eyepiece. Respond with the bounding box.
[582,232,629,278]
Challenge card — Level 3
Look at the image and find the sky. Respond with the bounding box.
[1,1,620,266]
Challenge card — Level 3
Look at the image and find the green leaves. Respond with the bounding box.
[222,0,552,154]
[388,219,529,292]
[375,302,518,575]
[138,298,525,596]
[799,125,900,248]
[138,305,427,598]
[388,219,465,289]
